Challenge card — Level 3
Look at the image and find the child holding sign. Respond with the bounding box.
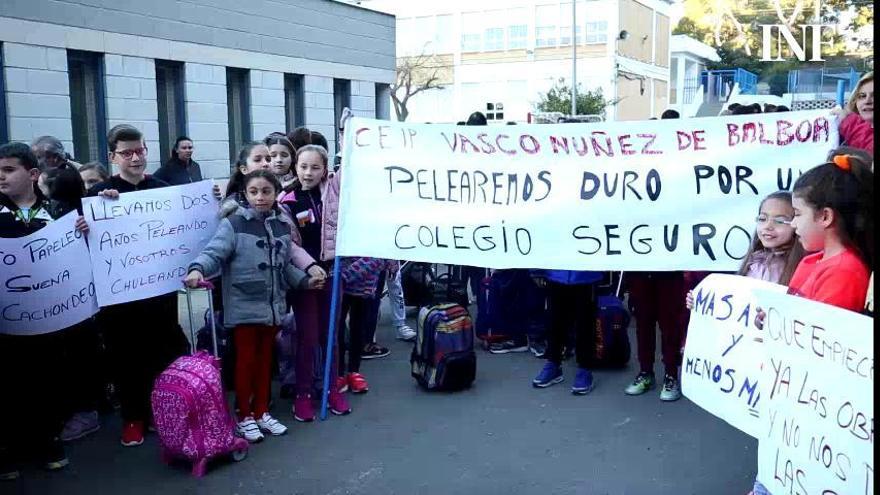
[748,154,873,495]
[85,125,190,448]
[185,170,321,442]
[278,144,351,421]
[0,143,89,478]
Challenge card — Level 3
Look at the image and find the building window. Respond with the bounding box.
[486,102,505,122]
[586,21,608,43]
[67,50,108,164]
[484,28,505,51]
[0,44,8,144]
[434,15,454,53]
[461,12,482,52]
[535,5,558,48]
[508,25,528,49]
[375,83,391,120]
[155,60,186,165]
[284,74,305,132]
[333,78,350,152]
[226,67,251,162]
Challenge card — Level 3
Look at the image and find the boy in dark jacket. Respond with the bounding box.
[0,143,83,479]
[83,125,188,447]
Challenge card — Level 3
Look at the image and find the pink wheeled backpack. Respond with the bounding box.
[151,282,248,477]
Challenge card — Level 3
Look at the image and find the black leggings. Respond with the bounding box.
[545,282,597,369]
[338,294,371,375]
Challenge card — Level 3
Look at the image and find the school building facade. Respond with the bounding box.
[362,0,672,123]
[0,0,395,178]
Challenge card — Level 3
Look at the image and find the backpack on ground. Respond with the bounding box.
[411,304,476,391]
[592,272,631,368]
[152,284,248,477]
[477,269,548,346]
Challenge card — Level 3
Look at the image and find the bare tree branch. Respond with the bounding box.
[390,48,445,122]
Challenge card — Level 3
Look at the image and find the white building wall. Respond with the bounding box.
[303,75,336,151]
[184,63,229,179]
[104,54,160,172]
[249,70,286,140]
[2,43,74,153]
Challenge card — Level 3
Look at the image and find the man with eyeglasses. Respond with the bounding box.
[84,124,189,448]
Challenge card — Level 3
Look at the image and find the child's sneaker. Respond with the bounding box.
[347,372,369,394]
[532,362,564,388]
[528,338,547,358]
[336,376,349,393]
[328,390,352,416]
[659,373,682,402]
[120,421,144,447]
[61,411,100,442]
[256,413,288,436]
[293,394,315,422]
[396,324,417,341]
[488,339,529,354]
[571,368,594,395]
[236,417,264,443]
[361,342,390,360]
[624,371,656,396]
[41,439,69,471]
[0,447,18,481]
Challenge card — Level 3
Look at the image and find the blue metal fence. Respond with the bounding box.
[700,68,758,101]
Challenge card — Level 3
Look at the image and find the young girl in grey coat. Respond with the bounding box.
[186,170,321,443]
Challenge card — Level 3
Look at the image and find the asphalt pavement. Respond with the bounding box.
[7,297,757,495]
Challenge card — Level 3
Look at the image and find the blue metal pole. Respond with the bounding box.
[319,257,343,421]
[836,79,846,107]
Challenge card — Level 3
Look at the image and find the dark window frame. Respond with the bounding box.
[284,73,305,132]
[333,78,351,152]
[67,50,108,165]
[0,44,8,144]
[226,67,252,163]
[155,59,187,164]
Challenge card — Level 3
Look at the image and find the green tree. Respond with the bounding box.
[535,78,617,117]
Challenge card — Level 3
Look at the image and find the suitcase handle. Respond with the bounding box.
[181,280,218,357]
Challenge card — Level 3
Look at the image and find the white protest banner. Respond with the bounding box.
[81,180,220,306]
[0,212,99,335]
[756,291,873,495]
[337,110,837,270]
[681,274,786,438]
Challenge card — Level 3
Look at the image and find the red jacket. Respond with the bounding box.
[838,113,874,154]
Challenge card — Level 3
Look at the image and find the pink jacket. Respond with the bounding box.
[278,172,340,270]
[839,113,874,154]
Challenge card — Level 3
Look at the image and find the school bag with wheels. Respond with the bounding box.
[593,272,631,368]
[151,282,248,478]
[411,303,476,391]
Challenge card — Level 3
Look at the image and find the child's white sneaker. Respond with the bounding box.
[256,413,288,436]
[237,417,264,443]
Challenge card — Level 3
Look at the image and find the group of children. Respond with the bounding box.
[0,72,873,487]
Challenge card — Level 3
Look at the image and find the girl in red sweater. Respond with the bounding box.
[786,154,873,311]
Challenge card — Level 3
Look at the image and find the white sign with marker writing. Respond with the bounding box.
[756,290,873,495]
[682,274,786,438]
[0,212,99,335]
[337,111,836,270]
[81,181,220,306]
